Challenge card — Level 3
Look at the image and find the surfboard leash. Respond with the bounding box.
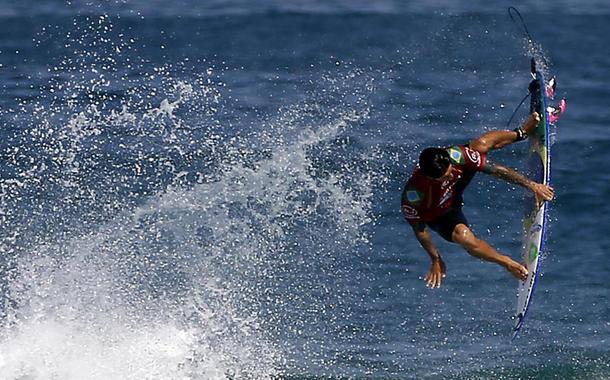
[507,7,550,67]
[505,92,530,128]
[505,7,544,128]
[508,7,534,45]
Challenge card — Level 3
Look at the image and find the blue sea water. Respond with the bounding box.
[0,1,609,379]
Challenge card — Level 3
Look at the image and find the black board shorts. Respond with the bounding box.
[426,207,468,242]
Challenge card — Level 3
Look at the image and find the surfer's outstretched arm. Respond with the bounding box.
[411,222,446,288]
[469,112,540,153]
[485,162,554,202]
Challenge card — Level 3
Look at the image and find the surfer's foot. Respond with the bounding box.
[506,261,528,281]
[528,79,540,96]
[547,98,566,124]
[528,79,542,114]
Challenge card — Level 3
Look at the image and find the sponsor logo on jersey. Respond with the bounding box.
[401,204,419,219]
[465,146,481,166]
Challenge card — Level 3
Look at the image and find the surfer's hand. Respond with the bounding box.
[425,257,446,288]
[506,261,528,281]
[523,112,541,136]
[530,182,555,203]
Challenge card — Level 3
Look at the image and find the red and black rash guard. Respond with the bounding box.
[401,145,487,224]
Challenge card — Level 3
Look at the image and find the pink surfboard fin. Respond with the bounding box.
[548,98,566,124]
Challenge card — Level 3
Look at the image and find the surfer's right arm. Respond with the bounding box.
[469,112,540,153]
[411,221,446,288]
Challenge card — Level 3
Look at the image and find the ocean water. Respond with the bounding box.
[0,1,609,379]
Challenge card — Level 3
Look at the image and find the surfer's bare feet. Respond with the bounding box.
[506,261,528,281]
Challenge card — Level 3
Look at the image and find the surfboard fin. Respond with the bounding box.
[547,98,567,124]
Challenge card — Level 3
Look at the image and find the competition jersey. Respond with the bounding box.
[401,145,487,223]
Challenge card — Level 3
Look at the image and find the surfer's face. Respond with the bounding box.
[431,164,452,182]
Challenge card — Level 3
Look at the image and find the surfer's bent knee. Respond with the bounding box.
[451,224,475,246]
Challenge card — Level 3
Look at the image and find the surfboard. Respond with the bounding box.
[512,58,552,338]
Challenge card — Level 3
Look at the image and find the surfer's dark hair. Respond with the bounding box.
[419,147,450,178]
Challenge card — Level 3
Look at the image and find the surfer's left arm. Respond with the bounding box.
[483,162,554,202]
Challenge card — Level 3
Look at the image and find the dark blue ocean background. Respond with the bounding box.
[0,0,608,378]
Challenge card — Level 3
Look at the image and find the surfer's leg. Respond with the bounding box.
[426,207,467,242]
[451,224,528,280]
[529,79,542,114]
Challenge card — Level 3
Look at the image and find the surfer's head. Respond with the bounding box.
[419,147,451,179]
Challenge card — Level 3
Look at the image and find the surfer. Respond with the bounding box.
[401,112,555,288]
